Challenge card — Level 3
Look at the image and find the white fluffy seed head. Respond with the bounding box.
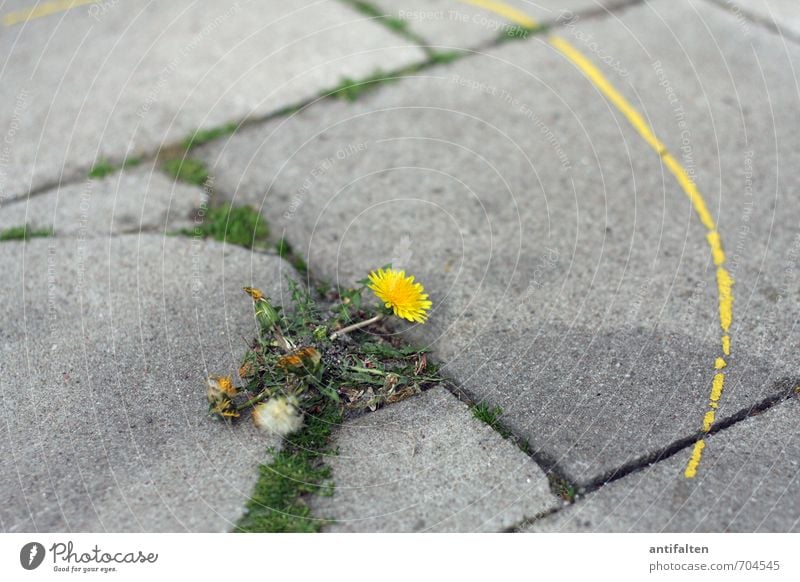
[252,396,304,437]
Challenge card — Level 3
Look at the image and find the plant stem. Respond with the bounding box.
[330,313,384,340]
[236,386,280,411]
[347,365,387,376]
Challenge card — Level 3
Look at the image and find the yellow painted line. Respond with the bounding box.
[661,152,716,231]
[453,0,735,479]
[706,231,725,266]
[545,36,734,477]
[685,439,705,478]
[2,0,97,26]
[460,0,539,29]
[709,373,725,407]
[717,267,733,332]
[549,36,669,156]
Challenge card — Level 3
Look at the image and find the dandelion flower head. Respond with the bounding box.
[367,268,432,323]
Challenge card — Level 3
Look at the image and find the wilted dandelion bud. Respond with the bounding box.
[209,397,239,420]
[206,375,240,421]
[277,346,322,377]
[252,396,304,437]
[243,286,280,329]
[206,375,238,404]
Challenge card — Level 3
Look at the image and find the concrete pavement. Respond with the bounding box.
[1,0,798,531]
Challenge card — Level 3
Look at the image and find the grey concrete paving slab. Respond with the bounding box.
[0,164,204,236]
[720,0,800,41]
[312,387,559,532]
[368,0,631,50]
[0,235,300,532]
[525,396,800,531]
[0,0,425,202]
[196,0,800,487]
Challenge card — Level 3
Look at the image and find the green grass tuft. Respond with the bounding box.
[0,225,53,241]
[185,204,269,248]
[162,157,210,185]
[235,402,341,533]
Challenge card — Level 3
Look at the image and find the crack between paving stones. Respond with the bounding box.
[434,375,579,502]
[582,378,799,492]
[503,378,800,531]
[704,0,800,45]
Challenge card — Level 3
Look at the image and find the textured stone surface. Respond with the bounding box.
[525,396,800,532]
[0,235,300,532]
[0,164,204,236]
[313,387,559,532]
[197,0,800,485]
[0,0,425,202]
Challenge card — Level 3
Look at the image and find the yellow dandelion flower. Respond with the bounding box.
[367,268,432,323]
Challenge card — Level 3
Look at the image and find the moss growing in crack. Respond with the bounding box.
[182,122,239,150]
[343,0,408,33]
[340,0,430,50]
[235,401,341,533]
[183,204,269,248]
[88,156,142,179]
[329,71,401,102]
[276,237,308,274]
[162,157,210,185]
[472,403,512,439]
[429,50,466,65]
[497,23,544,44]
[471,402,577,502]
[547,473,576,503]
[0,224,53,241]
